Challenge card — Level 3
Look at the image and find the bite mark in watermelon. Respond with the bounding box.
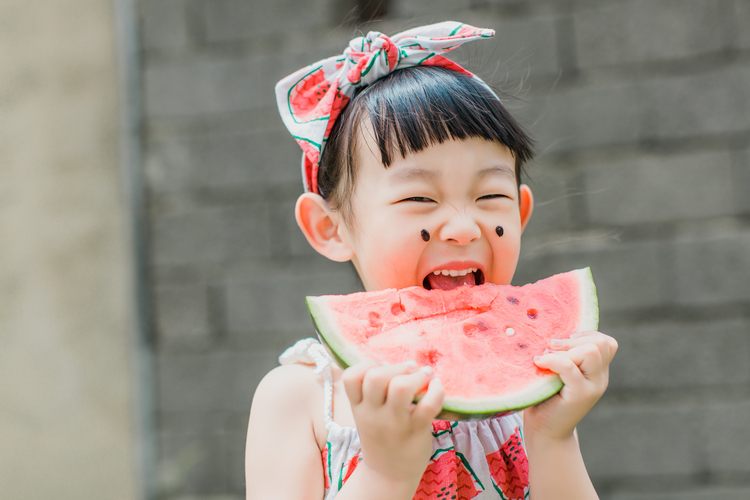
[307,268,599,420]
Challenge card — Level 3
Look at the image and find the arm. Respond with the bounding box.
[524,331,618,499]
[245,364,325,500]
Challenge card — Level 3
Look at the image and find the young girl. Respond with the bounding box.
[246,22,617,499]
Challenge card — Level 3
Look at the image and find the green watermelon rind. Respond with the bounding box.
[306,267,599,421]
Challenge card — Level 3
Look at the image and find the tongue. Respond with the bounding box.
[427,272,476,290]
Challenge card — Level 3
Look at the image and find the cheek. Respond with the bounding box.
[488,225,522,284]
[358,223,425,288]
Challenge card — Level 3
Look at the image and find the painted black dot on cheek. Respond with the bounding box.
[495,225,504,237]
[421,229,430,242]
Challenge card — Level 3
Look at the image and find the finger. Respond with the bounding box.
[342,360,380,406]
[386,366,434,409]
[545,343,605,380]
[412,377,444,425]
[361,361,420,407]
[534,352,586,388]
[550,331,617,364]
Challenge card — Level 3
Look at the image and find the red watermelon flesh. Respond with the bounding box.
[306,268,598,420]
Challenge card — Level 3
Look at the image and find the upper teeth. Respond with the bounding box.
[433,268,478,277]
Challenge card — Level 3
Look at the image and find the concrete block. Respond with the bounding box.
[158,431,226,495]
[156,349,280,413]
[203,0,329,43]
[443,15,559,81]
[151,205,271,266]
[154,284,211,343]
[672,231,750,305]
[152,209,229,265]
[734,0,750,49]
[584,151,735,226]
[222,205,272,261]
[520,164,572,236]
[226,430,248,494]
[516,240,663,312]
[702,401,750,473]
[733,148,750,214]
[529,82,641,153]
[643,65,750,139]
[607,318,750,390]
[141,0,190,51]
[574,0,727,68]
[144,138,192,193]
[391,0,472,19]
[578,404,703,478]
[143,53,291,117]
[188,128,302,189]
[612,487,750,500]
[225,268,362,343]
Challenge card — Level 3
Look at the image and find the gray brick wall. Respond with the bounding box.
[136,0,750,497]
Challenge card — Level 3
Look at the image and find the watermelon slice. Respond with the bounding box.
[306,268,598,420]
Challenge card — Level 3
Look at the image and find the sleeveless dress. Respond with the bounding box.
[279,338,531,500]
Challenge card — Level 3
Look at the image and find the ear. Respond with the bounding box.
[295,193,354,262]
[519,184,534,232]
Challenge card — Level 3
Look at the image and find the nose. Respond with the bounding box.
[438,212,482,245]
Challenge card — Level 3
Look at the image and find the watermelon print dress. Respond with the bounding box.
[280,339,531,500]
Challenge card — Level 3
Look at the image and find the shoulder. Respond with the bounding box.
[251,363,323,416]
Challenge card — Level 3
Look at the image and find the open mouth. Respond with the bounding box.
[422,268,485,290]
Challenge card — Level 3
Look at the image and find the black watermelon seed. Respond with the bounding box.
[507,297,519,305]
[527,308,538,319]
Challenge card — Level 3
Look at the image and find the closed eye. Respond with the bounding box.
[400,196,435,203]
[477,194,510,201]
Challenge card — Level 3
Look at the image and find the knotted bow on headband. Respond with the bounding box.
[275,21,495,194]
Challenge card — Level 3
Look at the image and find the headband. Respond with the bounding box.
[274,21,495,194]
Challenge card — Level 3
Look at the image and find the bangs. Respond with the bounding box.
[317,65,534,223]
[352,65,533,170]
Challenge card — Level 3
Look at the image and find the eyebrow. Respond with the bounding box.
[387,163,515,185]
[477,164,515,181]
[387,167,439,184]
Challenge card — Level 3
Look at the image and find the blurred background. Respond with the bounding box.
[1,0,749,498]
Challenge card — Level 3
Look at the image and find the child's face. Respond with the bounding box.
[338,129,533,292]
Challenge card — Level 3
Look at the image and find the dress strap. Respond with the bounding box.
[279,338,335,429]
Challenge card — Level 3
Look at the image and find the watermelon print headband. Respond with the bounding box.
[274,21,495,194]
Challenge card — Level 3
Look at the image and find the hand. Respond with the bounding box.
[524,330,618,441]
[342,360,444,484]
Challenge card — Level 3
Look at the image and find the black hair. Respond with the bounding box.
[318,65,534,224]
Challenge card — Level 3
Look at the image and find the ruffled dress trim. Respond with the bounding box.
[280,338,530,499]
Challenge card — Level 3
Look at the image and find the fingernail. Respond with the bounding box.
[550,339,564,347]
[570,332,581,339]
[543,348,554,355]
[419,365,434,375]
[404,360,418,369]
